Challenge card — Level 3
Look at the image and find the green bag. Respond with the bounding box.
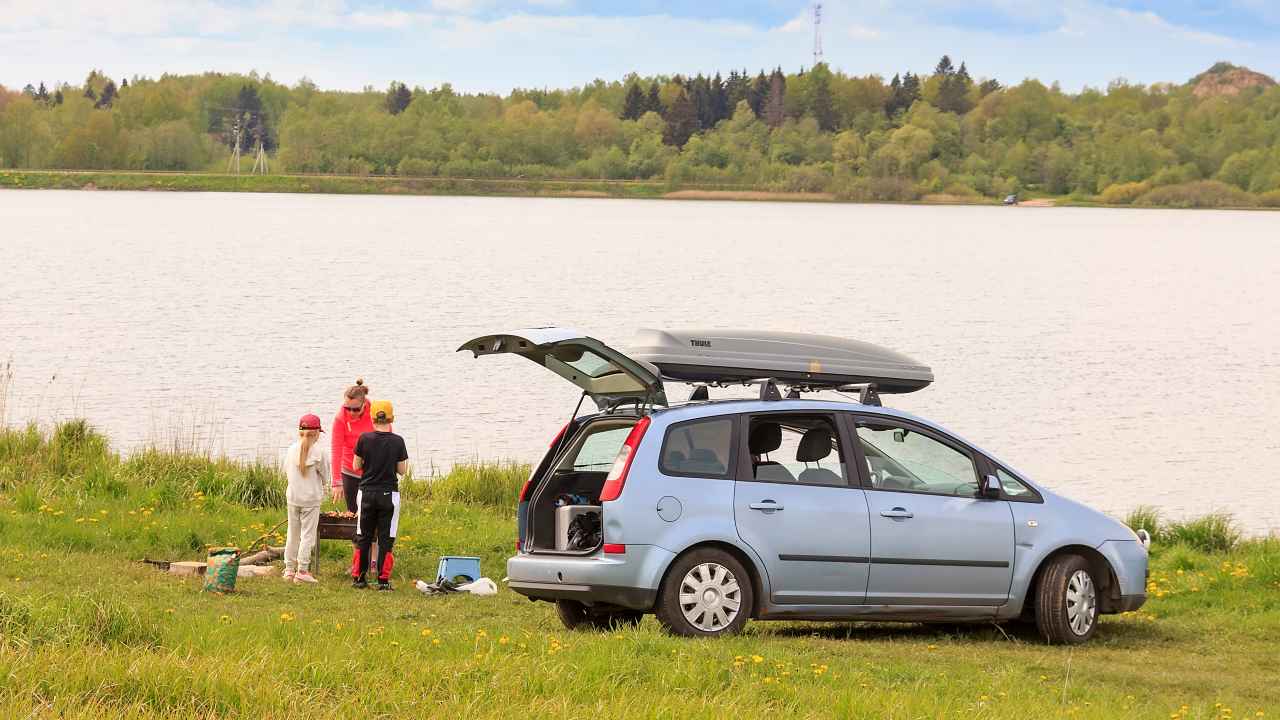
[203,547,241,594]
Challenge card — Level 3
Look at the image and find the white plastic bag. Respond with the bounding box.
[457,577,498,596]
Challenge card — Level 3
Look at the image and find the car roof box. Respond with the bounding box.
[627,329,933,394]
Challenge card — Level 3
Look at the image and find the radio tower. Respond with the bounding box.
[813,3,824,66]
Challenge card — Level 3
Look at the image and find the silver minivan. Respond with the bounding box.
[460,328,1148,644]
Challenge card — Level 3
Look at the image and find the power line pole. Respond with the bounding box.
[813,3,824,66]
[251,137,268,174]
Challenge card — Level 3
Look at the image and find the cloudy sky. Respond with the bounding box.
[2,1,1277,93]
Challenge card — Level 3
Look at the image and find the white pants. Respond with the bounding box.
[285,504,321,572]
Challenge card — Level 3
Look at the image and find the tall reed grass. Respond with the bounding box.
[1124,505,1242,553]
[407,461,530,509]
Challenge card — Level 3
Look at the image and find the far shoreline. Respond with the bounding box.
[2,169,1276,211]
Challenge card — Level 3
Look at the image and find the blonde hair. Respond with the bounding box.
[298,429,319,474]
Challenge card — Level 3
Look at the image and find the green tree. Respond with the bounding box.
[621,82,646,120]
[809,63,837,131]
[385,82,412,115]
[662,88,698,147]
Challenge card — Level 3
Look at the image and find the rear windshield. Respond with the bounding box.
[555,419,636,472]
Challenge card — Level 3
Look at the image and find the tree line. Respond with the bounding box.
[2,58,1279,206]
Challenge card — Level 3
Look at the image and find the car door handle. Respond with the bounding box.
[749,501,784,511]
[880,507,913,519]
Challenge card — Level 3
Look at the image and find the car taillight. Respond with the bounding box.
[599,416,650,502]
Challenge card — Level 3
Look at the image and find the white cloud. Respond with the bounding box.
[847,24,880,40]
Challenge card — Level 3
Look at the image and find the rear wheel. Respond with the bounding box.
[555,600,643,631]
[1035,554,1100,645]
[655,549,753,638]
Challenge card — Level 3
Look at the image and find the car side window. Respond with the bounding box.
[996,467,1039,501]
[660,417,733,478]
[856,421,978,496]
[747,415,848,487]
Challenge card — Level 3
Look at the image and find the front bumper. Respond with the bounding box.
[506,544,674,611]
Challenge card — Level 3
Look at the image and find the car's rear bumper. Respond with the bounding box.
[506,544,674,611]
[508,580,657,610]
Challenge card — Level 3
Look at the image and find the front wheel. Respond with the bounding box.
[655,549,753,637]
[1035,554,1100,644]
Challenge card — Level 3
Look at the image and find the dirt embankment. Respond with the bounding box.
[1192,64,1276,98]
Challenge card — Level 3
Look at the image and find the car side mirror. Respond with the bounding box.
[981,474,1003,499]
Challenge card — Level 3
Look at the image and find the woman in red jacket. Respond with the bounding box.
[331,379,373,512]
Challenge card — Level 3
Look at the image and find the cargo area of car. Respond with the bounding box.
[524,415,640,554]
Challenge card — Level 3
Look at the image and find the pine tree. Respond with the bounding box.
[725,70,747,111]
[120,77,129,89]
[35,82,50,103]
[645,81,662,115]
[662,89,698,147]
[385,81,412,115]
[22,84,35,96]
[621,82,646,120]
[764,69,786,127]
[94,79,117,109]
[810,63,837,131]
[934,55,955,77]
[689,75,714,130]
[900,72,921,111]
[53,88,64,105]
[978,78,1002,97]
[886,74,903,115]
[748,72,768,117]
[83,85,96,101]
[936,59,973,114]
[710,72,729,126]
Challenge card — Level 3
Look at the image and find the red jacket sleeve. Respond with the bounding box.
[330,413,344,487]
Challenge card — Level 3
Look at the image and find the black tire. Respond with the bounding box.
[555,600,643,631]
[655,548,753,638]
[1035,554,1100,645]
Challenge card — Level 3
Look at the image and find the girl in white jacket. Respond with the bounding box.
[283,413,331,583]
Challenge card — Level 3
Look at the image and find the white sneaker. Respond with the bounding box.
[283,570,296,581]
[293,571,318,584]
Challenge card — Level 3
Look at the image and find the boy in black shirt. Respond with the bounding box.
[350,399,409,590]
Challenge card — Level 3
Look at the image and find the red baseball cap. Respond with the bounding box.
[298,413,324,432]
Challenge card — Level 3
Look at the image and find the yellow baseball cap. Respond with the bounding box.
[370,400,395,424]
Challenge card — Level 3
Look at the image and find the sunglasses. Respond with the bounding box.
[345,405,363,413]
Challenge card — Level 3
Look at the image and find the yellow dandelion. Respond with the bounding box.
[751,655,763,664]
[499,636,509,645]
[431,638,441,646]
[421,628,433,637]
[219,615,231,624]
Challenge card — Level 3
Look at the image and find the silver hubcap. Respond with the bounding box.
[1066,569,1097,635]
[679,562,742,632]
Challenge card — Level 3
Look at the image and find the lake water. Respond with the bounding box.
[2,190,1278,533]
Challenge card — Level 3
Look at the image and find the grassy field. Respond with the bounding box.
[1,421,1277,719]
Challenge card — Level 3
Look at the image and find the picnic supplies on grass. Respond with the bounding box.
[203,547,240,593]
[414,577,498,596]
